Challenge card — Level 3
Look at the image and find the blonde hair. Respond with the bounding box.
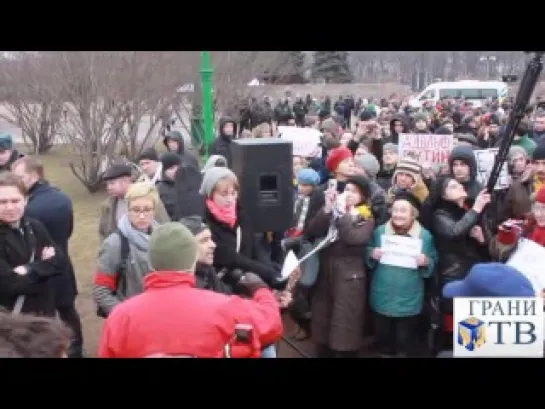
[252,123,272,138]
[125,182,160,207]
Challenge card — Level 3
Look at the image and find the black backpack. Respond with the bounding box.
[96,230,130,318]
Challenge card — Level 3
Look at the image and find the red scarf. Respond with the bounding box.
[206,199,237,229]
[529,226,545,247]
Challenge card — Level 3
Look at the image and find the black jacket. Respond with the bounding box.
[195,263,231,294]
[25,181,77,307]
[0,218,64,316]
[204,203,279,286]
[431,202,488,314]
[157,176,180,221]
[210,117,238,167]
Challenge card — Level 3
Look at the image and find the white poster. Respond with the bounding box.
[399,133,454,165]
[474,148,509,190]
[380,235,423,269]
[278,126,321,158]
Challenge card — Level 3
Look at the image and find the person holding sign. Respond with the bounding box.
[305,175,374,358]
[367,191,437,357]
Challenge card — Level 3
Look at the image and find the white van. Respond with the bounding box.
[409,80,509,109]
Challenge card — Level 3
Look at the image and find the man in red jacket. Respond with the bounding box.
[98,222,283,358]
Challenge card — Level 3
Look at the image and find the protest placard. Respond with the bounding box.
[473,148,509,190]
[380,235,423,269]
[398,133,454,165]
[507,239,545,294]
[278,126,321,158]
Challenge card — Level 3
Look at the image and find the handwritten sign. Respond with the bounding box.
[474,148,509,190]
[399,133,454,165]
[278,126,321,158]
[380,235,422,269]
[507,239,545,294]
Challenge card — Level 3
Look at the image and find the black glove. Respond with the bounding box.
[237,272,268,296]
[222,268,245,289]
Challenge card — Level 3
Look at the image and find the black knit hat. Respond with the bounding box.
[346,175,370,201]
[179,215,208,236]
[137,148,159,162]
[161,152,181,170]
[392,190,422,213]
[533,143,545,161]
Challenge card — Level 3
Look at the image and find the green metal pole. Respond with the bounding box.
[201,51,214,161]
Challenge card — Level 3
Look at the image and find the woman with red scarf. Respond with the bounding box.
[200,167,286,290]
[490,187,545,261]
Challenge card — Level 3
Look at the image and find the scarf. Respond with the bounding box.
[206,199,237,229]
[117,214,157,252]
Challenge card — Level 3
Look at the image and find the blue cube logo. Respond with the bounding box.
[458,317,486,351]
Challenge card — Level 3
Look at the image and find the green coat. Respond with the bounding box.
[366,222,438,317]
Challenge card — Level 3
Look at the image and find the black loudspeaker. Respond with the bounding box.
[231,138,293,233]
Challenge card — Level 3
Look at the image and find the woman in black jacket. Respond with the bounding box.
[200,167,285,289]
[428,175,491,348]
[0,172,63,316]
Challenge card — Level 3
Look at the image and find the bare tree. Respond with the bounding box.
[112,51,198,161]
[0,52,62,154]
[36,52,198,193]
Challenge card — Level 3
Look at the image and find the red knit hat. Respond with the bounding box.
[326,147,353,172]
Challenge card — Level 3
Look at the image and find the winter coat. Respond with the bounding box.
[305,209,374,351]
[431,201,488,314]
[0,218,64,316]
[98,272,283,358]
[156,176,180,221]
[203,203,279,286]
[93,224,154,317]
[24,181,77,307]
[210,117,238,167]
[367,221,437,317]
[162,131,200,170]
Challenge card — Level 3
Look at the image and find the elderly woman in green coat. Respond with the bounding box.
[367,191,438,357]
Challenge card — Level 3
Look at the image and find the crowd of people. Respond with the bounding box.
[0,88,544,358]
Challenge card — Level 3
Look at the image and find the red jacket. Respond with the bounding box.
[98,271,283,358]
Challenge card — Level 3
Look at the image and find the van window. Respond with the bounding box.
[439,89,459,99]
[419,89,435,100]
[439,88,499,99]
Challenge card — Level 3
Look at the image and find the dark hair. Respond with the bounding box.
[0,309,71,358]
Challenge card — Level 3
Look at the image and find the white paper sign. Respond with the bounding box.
[474,148,509,191]
[507,239,545,294]
[399,133,453,165]
[380,235,422,269]
[281,250,299,280]
[278,126,321,158]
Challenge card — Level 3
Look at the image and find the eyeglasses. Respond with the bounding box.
[129,207,154,216]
